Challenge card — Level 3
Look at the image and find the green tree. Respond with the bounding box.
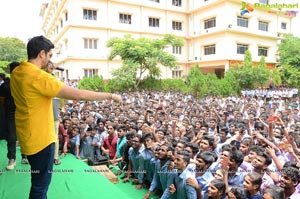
[279,34,300,68]
[162,78,188,93]
[280,65,300,87]
[78,75,106,91]
[107,34,184,89]
[223,66,242,94]
[186,64,204,97]
[111,60,138,90]
[270,67,282,86]
[254,56,270,87]
[225,50,260,91]
[244,50,253,68]
[237,50,256,88]
[0,37,26,73]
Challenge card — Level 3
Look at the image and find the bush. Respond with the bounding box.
[78,75,106,91]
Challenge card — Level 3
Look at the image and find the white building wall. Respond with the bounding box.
[41,0,298,80]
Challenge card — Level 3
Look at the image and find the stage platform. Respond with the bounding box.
[0,140,160,199]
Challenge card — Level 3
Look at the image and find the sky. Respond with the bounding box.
[0,0,45,42]
[0,0,299,43]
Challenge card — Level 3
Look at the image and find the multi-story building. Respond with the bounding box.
[40,0,298,80]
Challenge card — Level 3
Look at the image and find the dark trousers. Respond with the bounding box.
[6,111,16,160]
[27,143,54,199]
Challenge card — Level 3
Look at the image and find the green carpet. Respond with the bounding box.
[0,140,160,199]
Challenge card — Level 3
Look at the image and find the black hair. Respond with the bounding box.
[116,124,127,132]
[189,142,200,155]
[241,137,252,146]
[256,151,272,166]
[229,150,244,166]
[27,35,55,59]
[210,179,226,196]
[246,172,262,191]
[202,135,215,150]
[132,133,142,143]
[125,131,135,140]
[283,161,299,169]
[249,145,264,154]
[255,122,264,130]
[9,61,20,73]
[264,185,285,199]
[62,118,71,124]
[282,167,300,184]
[177,150,190,165]
[141,133,154,142]
[222,144,233,153]
[220,126,229,134]
[230,187,246,199]
[196,151,215,164]
[130,124,139,132]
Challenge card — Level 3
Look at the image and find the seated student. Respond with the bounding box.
[263,185,285,199]
[69,126,80,159]
[109,125,127,174]
[120,131,135,176]
[141,133,155,185]
[243,172,263,199]
[80,126,101,159]
[58,119,70,156]
[96,119,107,147]
[123,134,146,190]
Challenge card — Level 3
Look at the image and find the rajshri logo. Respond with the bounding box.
[240,1,299,16]
[240,2,254,16]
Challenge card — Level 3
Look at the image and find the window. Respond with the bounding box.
[149,17,159,27]
[259,0,268,4]
[172,21,182,31]
[204,44,216,55]
[281,22,287,30]
[237,44,248,54]
[83,9,97,20]
[149,0,160,2]
[84,39,98,49]
[172,66,182,78]
[84,69,98,78]
[172,70,182,78]
[65,12,68,21]
[119,14,131,24]
[60,19,63,28]
[258,21,268,31]
[172,0,182,7]
[172,46,182,54]
[258,47,268,57]
[204,17,216,29]
[237,16,248,28]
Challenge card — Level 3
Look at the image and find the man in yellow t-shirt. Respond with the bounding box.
[10,35,122,199]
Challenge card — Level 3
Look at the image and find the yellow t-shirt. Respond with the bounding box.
[10,62,64,155]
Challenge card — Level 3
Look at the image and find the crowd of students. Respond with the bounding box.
[54,89,300,199]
